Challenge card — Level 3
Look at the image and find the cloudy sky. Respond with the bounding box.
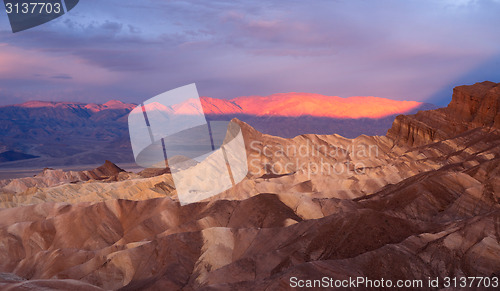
[0,0,499,106]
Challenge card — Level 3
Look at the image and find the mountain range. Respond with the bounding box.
[0,81,498,290]
[0,93,434,169]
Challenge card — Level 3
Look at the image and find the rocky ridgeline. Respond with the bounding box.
[388,81,500,146]
[0,161,127,193]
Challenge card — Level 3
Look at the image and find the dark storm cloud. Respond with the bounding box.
[51,74,72,80]
[0,0,499,106]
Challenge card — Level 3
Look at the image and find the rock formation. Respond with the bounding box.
[388,81,500,146]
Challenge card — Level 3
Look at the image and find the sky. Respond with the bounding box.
[0,0,499,106]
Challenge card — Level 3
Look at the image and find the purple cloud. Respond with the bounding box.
[0,0,498,106]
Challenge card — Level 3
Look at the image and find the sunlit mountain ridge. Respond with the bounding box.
[165,93,424,118]
[13,93,425,119]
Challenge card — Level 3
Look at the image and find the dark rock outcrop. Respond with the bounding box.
[388,81,500,146]
[448,81,500,127]
[88,160,125,179]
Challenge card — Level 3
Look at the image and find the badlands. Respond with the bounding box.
[0,82,499,290]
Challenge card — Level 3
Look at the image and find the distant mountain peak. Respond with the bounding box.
[200,96,243,114]
[103,100,126,108]
[11,99,136,111]
[18,100,72,108]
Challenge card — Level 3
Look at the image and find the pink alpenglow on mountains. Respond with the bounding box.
[198,94,423,118]
[140,94,423,118]
[13,94,423,119]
